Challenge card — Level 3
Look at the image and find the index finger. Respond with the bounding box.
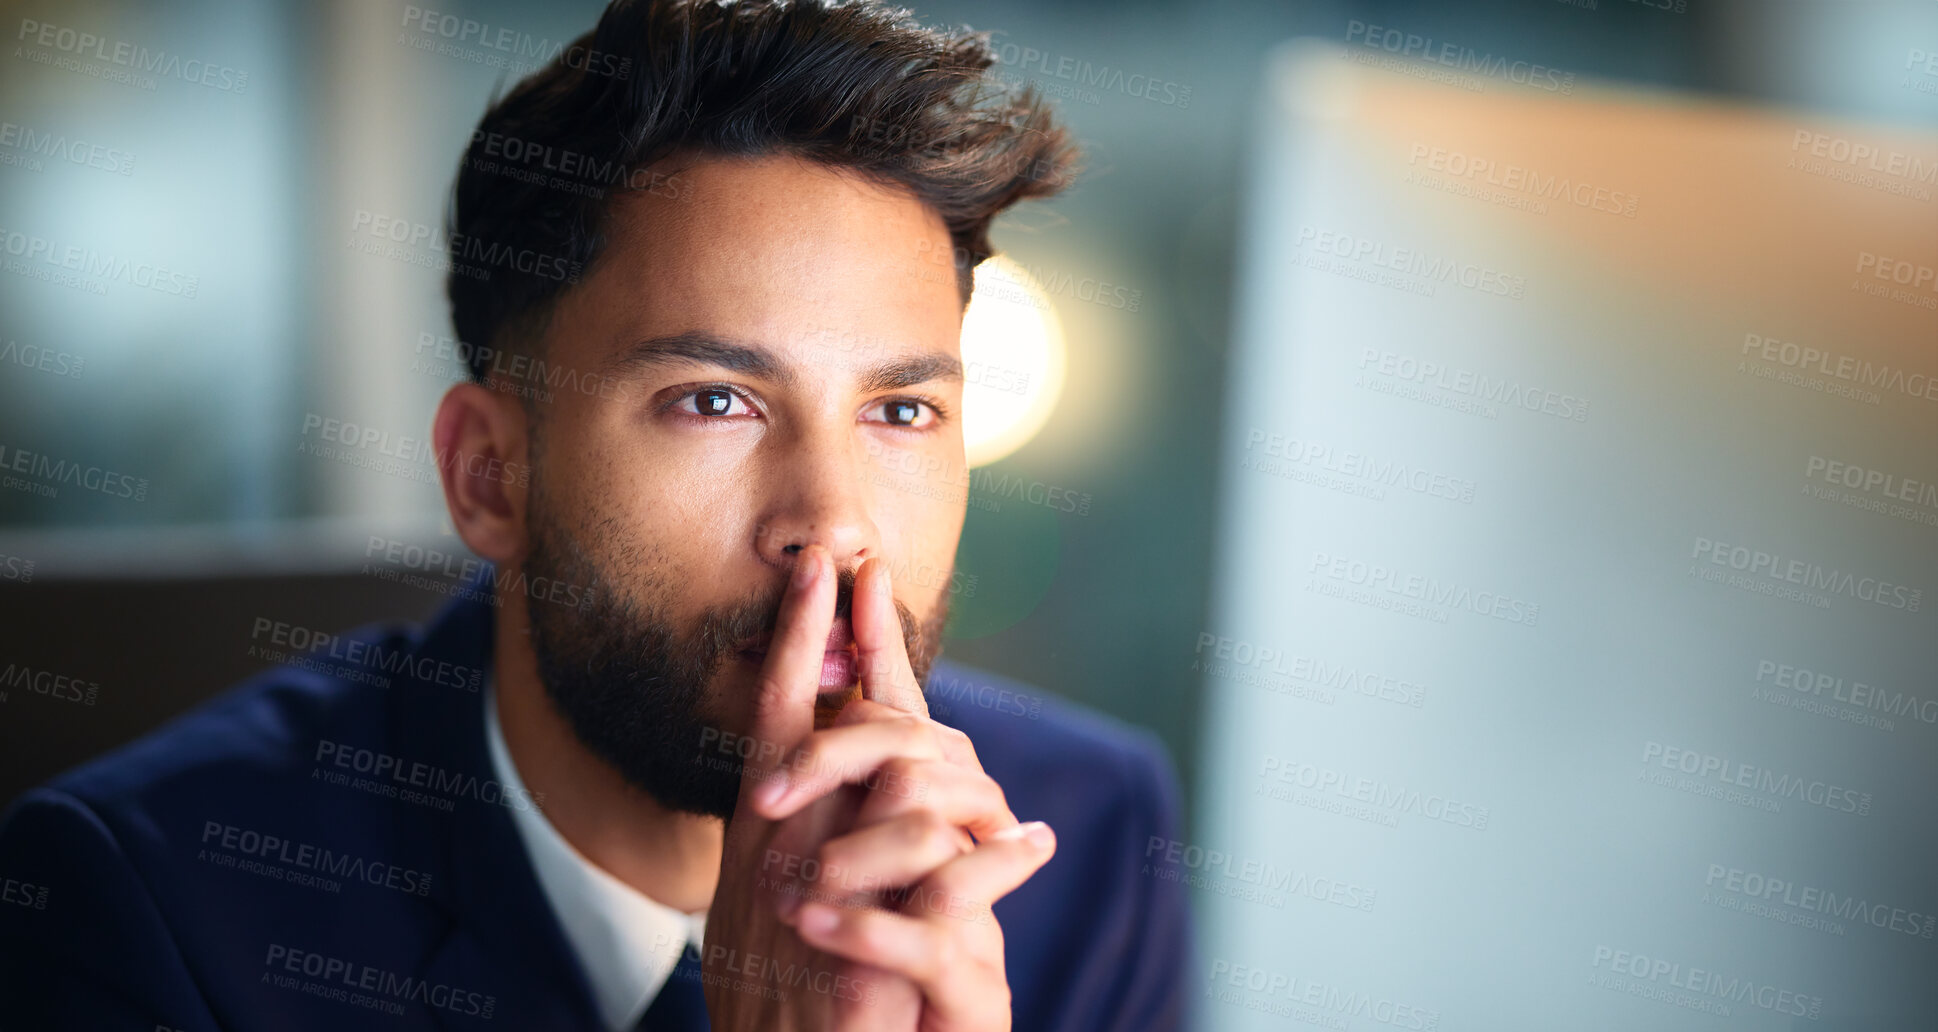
[853,556,927,716]
[739,545,837,808]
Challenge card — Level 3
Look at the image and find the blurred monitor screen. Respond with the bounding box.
[1198,41,1937,1031]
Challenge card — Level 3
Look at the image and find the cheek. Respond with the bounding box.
[863,445,968,526]
[893,544,960,625]
[601,448,755,551]
[855,451,966,600]
[869,504,961,586]
[700,661,759,724]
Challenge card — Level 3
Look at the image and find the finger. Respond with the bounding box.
[793,903,1006,1027]
[796,905,944,985]
[853,557,926,715]
[777,810,972,917]
[917,821,1056,912]
[740,545,836,810]
[831,699,983,771]
[753,711,945,819]
[831,964,920,1032]
[851,758,1017,839]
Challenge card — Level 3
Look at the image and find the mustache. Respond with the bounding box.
[699,565,922,659]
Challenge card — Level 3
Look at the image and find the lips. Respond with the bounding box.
[740,617,857,690]
[817,648,857,690]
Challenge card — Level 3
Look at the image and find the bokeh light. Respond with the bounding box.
[959,254,1066,467]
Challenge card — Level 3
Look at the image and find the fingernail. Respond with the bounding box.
[792,547,820,589]
[797,904,838,937]
[991,820,1051,848]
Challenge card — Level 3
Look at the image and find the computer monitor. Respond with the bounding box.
[1197,40,1937,1029]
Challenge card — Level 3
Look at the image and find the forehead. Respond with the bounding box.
[548,152,964,373]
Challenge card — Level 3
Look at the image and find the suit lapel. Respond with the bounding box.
[633,946,708,1031]
[383,571,606,1030]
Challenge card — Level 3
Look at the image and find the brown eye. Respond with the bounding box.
[866,398,936,428]
[680,387,751,418]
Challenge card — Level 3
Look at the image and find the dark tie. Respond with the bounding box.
[635,942,708,1031]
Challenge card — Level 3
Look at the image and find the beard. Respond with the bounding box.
[522,487,950,820]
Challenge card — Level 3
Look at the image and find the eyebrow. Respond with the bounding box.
[607,332,796,388]
[607,331,964,393]
[856,352,964,393]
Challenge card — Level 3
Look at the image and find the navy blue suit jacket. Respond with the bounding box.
[0,583,1195,1030]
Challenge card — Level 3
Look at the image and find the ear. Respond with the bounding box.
[434,383,530,565]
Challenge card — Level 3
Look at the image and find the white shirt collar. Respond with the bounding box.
[484,678,709,1031]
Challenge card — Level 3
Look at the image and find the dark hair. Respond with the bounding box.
[445,0,1079,383]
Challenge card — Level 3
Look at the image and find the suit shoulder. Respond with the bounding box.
[40,621,418,820]
[924,658,1180,810]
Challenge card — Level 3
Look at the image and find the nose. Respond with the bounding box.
[753,428,879,572]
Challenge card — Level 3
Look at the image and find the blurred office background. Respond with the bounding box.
[2,0,1934,1027]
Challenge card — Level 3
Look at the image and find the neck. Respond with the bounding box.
[492,592,723,913]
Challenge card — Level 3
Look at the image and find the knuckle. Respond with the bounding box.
[977,775,1009,814]
[753,674,793,714]
[898,760,946,806]
[902,810,954,854]
[915,720,956,758]
[880,754,925,786]
[890,712,926,743]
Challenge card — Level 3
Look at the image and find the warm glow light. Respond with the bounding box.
[959,255,1067,468]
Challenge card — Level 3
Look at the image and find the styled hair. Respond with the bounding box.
[445,0,1079,383]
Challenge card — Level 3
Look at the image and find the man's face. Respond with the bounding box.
[518,153,970,818]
